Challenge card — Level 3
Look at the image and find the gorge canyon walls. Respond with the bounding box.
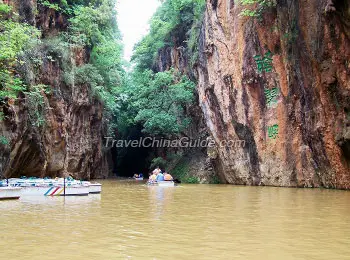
[1,0,349,188]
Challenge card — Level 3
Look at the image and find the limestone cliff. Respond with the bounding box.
[195,0,350,188]
[0,0,111,179]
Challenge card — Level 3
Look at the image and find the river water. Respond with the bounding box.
[1,180,350,259]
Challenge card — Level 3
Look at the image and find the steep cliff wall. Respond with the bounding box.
[0,0,111,179]
[196,0,350,188]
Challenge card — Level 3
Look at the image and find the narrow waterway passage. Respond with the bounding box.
[1,180,350,259]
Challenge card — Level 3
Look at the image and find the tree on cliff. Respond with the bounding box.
[127,69,195,136]
[0,0,126,134]
[0,3,40,99]
[131,0,206,71]
[119,0,205,137]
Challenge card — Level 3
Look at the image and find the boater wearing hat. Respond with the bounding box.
[164,172,173,181]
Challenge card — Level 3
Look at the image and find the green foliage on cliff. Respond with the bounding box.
[0,3,11,14]
[132,0,206,70]
[171,159,199,183]
[68,0,120,47]
[0,3,40,99]
[39,1,62,11]
[54,1,124,124]
[126,69,195,135]
[25,84,50,127]
[0,135,9,146]
[123,0,203,137]
[150,157,168,169]
[240,0,276,18]
[0,1,124,135]
[68,0,124,117]
[37,0,106,14]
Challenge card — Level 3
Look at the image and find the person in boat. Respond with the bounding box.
[139,173,143,178]
[156,170,164,182]
[133,173,139,178]
[149,172,157,183]
[152,167,160,175]
[164,172,173,181]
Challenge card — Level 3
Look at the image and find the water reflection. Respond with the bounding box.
[0,199,22,211]
[20,194,101,205]
[147,186,175,220]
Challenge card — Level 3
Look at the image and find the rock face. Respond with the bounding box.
[195,0,350,188]
[0,1,111,179]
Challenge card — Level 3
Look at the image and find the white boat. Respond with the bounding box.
[148,181,176,187]
[134,177,144,181]
[51,179,102,194]
[0,186,22,200]
[82,181,102,194]
[4,178,90,196]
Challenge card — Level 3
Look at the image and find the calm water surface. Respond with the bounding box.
[1,180,350,259]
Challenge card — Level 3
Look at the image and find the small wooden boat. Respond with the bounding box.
[0,186,22,200]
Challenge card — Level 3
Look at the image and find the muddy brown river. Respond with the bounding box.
[1,180,350,259]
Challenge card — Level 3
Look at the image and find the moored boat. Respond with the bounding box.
[82,181,102,194]
[134,177,144,181]
[0,186,22,200]
[4,177,92,196]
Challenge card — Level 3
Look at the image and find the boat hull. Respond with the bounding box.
[82,182,102,194]
[148,181,176,187]
[0,187,22,200]
[88,183,102,194]
[20,186,89,196]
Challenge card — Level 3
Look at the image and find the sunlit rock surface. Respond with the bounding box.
[195,0,350,188]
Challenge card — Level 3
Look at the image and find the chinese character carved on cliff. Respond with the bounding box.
[254,51,273,73]
[264,87,279,107]
[268,124,279,139]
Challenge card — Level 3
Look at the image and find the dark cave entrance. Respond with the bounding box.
[111,124,153,178]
